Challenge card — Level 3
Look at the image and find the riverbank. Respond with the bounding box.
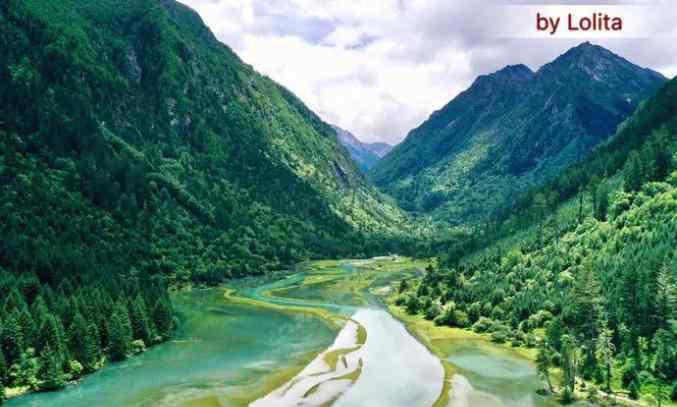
[383,290,675,407]
[233,257,445,407]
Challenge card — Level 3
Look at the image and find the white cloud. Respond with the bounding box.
[179,0,677,144]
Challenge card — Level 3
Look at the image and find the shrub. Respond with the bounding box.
[491,330,508,343]
[454,310,470,328]
[525,333,537,348]
[424,303,441,320]
[472,317,494,333]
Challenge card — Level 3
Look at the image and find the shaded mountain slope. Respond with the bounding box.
[370,42,666,224]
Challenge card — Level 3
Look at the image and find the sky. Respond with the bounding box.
[180,0,677,145]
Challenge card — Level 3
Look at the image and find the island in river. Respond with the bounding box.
[7,257,566,407]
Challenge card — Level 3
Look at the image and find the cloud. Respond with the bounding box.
[179,0,677,144]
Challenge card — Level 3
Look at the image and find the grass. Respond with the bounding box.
[222,288,346,329]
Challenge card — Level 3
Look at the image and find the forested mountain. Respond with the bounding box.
[371,42,666,224]
[332,125,391,171]
[398,75,677,402]
[0,0,409,395]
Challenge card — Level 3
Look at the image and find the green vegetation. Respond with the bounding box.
[0,0,414,399]
[370,43,666,226]
[0,269,173,394]
[0,0,674,404]
[399,76,677,404]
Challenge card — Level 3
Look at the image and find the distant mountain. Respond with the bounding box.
[333,125,392,170]
[370,42,666,223]
[365,142,393,158]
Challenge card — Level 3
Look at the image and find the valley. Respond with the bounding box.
[0,1,674,406]
[5,258,565,407]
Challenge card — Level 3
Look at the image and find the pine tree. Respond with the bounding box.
[536,339,554,394]
[107,304,132,361]
[18,309,37,350]
[595,324,615,392]
[1,312,23,366]
[0,347,7,386]
[129,297,153,344]
[39,345,65,391]
[40,314,66,363]
[624,152,643,192]
[68,312,98,372]
[561,334,578,401]
[153,299,173,339]
[655,264,675,329]
[592,182,609,221]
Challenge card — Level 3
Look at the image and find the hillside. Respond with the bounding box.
[371,42,666,224]
[0,0,411,282]
[0,0,410,393]
[398,75,677,403]
[333,124,391,171]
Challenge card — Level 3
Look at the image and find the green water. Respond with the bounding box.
[8,261,566,407]
[444,341,564,407]
[7,288,335,407]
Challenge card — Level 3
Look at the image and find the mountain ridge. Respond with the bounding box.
[333,124,393,170]
[370,42,666,223]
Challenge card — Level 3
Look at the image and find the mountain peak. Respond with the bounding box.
[371,42,666,224]
[490,64,535,82]
[470,64,534,91]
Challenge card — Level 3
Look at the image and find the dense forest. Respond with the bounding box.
[396,76,677,403]
[1,0,675,404]
[0,0,412,399]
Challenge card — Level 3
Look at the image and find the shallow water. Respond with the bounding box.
[8,260,565,407]
[444,341,562,407]
[7,289,335,407]
[333,308,443,407]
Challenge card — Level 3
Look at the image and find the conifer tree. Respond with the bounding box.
[624,152,643,192]
[561,334,578,401]
[39,345,65,391]
[1,313,23,366]
[129,297,153,344]
[0,347,6,386]
[536,339,554,394]
[40,314,66,363]
[108,304,132,361]
[153,299,173,339]
[69,312,98,372]
[596,324,615,392]
[18,310,37,350]
[592,182,609,221]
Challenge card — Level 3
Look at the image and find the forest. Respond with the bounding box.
[396,76,677,404]
[0,0,675,404]
[0,0,410,399]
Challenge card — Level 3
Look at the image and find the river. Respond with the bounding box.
[7,258,562,407]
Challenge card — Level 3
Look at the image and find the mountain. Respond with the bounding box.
[0,0,412,338]
[333,124,392,170]
[370,42,666,224]
[400,75,676,401]
[365,142,393,158]
[0,0,416,390]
